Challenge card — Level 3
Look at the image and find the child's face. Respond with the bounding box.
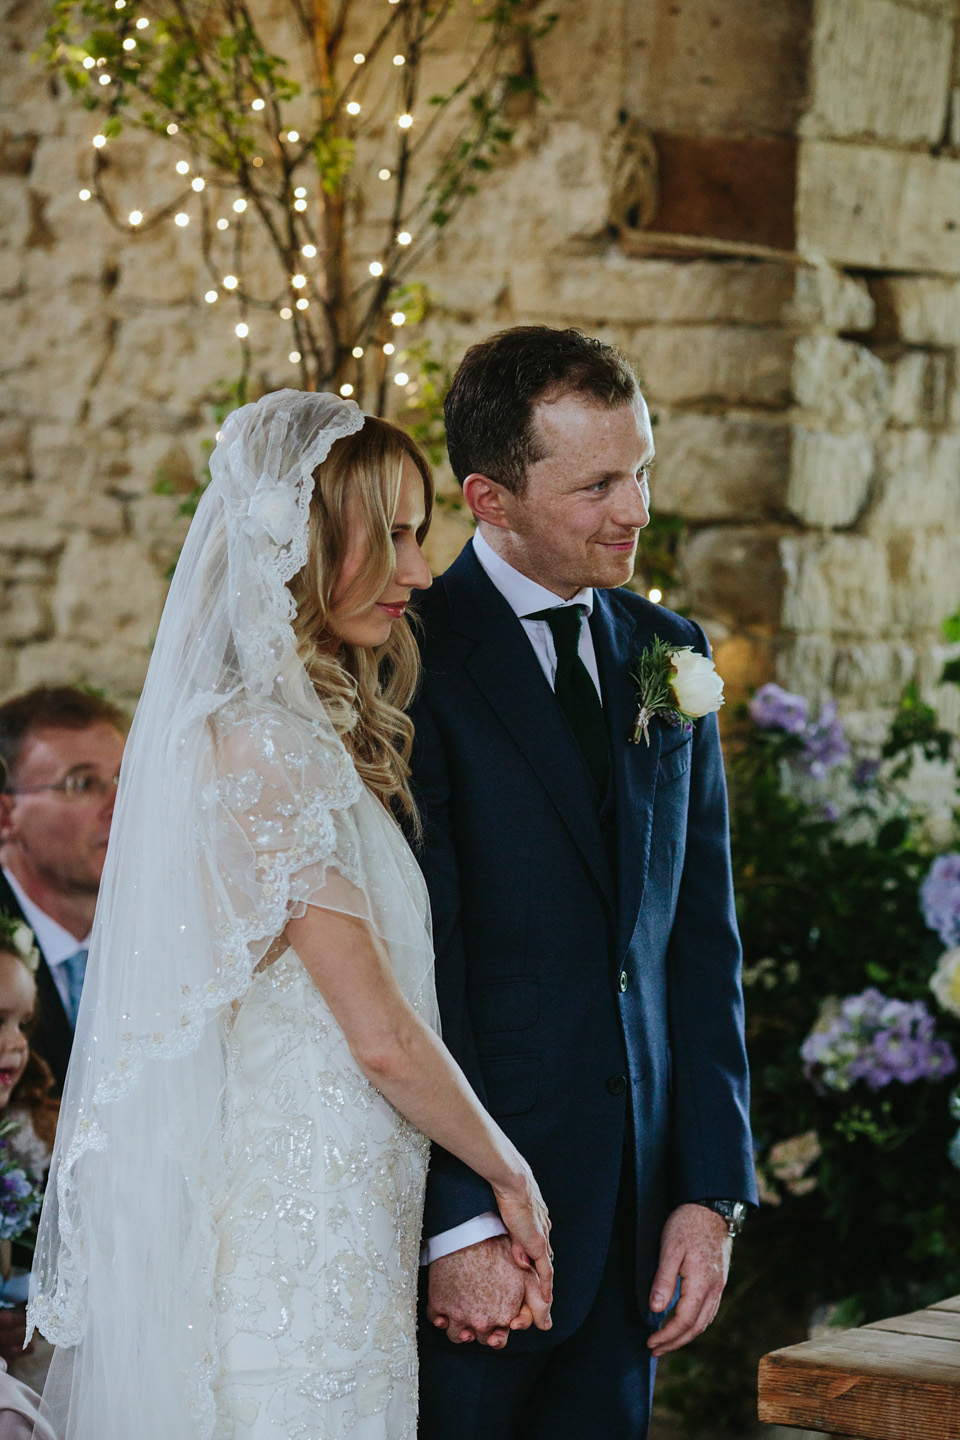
[0,955,34,1105]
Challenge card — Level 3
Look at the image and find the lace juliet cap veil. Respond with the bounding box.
[28,390,437,1439]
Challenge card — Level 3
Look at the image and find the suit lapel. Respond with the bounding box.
[591,591,663,962]
[444,549,616,916]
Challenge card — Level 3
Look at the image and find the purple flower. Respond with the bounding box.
[921,854,960,948]
[852,757,881,790]
[749,684,809,735]
[822,803,840,823]
[797,699,850,779]
[802,988,957,1094]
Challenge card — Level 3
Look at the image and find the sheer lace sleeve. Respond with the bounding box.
[205,703,367,957]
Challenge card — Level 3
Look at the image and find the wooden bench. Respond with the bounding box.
[758,1296,960,1439]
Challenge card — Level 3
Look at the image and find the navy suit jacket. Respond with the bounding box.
[409,544,756,1344]
[0,870,73,1094]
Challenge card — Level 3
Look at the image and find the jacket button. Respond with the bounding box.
[606,1074,627,1096]
[618,970,629,993]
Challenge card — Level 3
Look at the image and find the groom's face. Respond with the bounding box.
[497,392,654,598]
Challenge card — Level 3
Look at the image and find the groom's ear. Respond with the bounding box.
[462,473,512,529]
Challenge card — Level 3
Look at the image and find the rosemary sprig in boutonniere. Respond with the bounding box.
[629,637,724,745]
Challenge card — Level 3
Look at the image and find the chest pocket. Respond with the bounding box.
[658,736,692,784]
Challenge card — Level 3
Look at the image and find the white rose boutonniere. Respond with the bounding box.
[629,638,724,745]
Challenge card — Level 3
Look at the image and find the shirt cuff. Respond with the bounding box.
[419,1211,508,1266]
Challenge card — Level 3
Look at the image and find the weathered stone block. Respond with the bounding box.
[871,275,960,346]
[0,251,23,298]
[776,635,836,699]
[1,583,51,643]
[12,640,148,706]
[0,179,29,248]
[781,534,891,635]
[629,326,794,406]
[797,140,960,275]
[888,533,960,630]
[786,264,875,334]
[831,641,917,706]
[0,521,64,557]
[623,0,810,138]
[682,528,786,627]
[0,422,29,483]
[51,534,166,649]
[510,255,797,328]
[787,428,874,527]
[112,231,199,307]
[865,431,960,535]
[792,335,887,433]
[651,413,789,520]
[884,349,950,428]
[803,0,952,145]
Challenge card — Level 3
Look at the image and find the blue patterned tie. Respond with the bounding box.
[61,948,88,1030]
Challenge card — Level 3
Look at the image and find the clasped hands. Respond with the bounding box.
[427,1233,551,1349]
[426,1203,731,1353]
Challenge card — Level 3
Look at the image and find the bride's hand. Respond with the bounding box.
[492,1167,553,1330]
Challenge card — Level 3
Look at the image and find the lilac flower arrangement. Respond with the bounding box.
[801,989,957,1094]
[749,683,850,778]
[0,1119,43,1242]
[748,683,809,736]
[920,853,960,949]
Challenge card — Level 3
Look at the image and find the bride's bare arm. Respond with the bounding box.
[284,903,553,1325]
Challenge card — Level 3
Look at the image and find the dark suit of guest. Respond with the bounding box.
[411,542,757,1439]
[0,870,74,1093]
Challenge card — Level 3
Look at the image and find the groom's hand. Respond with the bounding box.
[646,1203,731,1358]
[427,1234,537,1348]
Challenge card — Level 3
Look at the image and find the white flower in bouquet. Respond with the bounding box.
[669,647,725,718]
[0,917,40,975]
[930,948,960,1018]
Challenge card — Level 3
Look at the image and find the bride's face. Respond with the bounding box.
[326,455,431,649]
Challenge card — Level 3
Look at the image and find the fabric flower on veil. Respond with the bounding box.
[243,473,301,547]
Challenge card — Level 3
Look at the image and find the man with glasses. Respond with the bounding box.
[0,686,128,1091]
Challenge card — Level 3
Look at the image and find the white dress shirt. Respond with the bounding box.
[421,531,603,1265]
[1,867,90,1017]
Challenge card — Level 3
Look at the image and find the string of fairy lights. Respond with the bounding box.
[75,0,423,398]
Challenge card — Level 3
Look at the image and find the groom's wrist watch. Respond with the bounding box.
[693,1199,748,1238]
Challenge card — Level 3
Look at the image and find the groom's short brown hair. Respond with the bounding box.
[443,326,638,496]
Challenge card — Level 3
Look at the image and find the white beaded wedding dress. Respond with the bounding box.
[28,392,438,1440]
[210,705,434,1440]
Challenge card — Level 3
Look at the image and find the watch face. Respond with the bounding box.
[709,1200,747,1235]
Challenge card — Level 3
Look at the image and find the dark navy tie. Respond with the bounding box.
[530,605,610,797]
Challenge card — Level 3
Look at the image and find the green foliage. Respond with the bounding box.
[658,672,960,1434]
[634,510,685,598]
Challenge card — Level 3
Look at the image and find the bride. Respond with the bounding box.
[27,391,552,1439]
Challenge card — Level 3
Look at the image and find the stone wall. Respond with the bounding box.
[2,0,960,735]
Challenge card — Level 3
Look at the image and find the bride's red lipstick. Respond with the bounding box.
[376,601,408,619]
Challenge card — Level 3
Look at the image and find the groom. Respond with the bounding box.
[410,326,756,1439]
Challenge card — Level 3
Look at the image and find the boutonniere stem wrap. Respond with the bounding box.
[629,638,724,745]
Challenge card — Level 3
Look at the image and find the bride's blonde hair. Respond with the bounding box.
[287,416,434,820]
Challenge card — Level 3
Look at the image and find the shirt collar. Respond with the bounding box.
[472,529,594,620]
[1,867,90,965]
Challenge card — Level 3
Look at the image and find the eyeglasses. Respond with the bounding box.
[6,773,120,801]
